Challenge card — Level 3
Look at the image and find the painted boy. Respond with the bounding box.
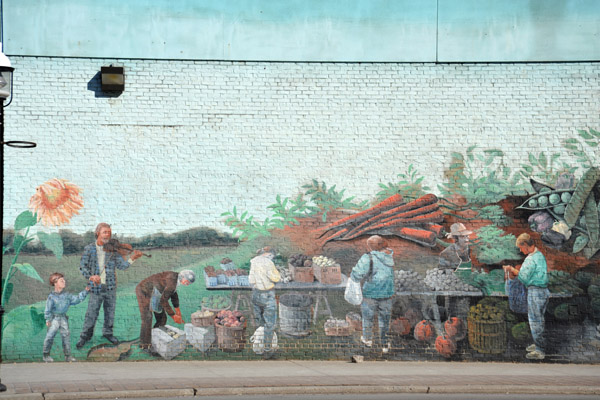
[43,273,90,362]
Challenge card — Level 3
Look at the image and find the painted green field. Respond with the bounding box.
[1,245,242,362]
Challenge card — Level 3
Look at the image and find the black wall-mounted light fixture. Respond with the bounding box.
[101,66,125,92]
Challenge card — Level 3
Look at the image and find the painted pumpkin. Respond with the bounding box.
[435,335,457,358]
[444,317,466,341]
[413,320,434,342]
[390,317,411,336]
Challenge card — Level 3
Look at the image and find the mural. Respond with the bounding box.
[2,129,599,363]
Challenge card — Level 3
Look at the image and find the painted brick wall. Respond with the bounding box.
[5,58,599,237]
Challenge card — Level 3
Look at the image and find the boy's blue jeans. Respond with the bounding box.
[361,297,392,345]
[252,289,277,352]
[43,315,71,356]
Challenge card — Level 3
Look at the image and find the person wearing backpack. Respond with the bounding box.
[350,235,395,353]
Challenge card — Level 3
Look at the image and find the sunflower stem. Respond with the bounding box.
[2,227,32,308]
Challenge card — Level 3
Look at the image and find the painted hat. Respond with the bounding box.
[446,223,473,238]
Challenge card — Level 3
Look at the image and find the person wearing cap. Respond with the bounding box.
[439,223,473,271]
[350,235,395,354]
[503,233,549,360]
[436,223,474,327]
[135,270,196,352]
[249,247,281,359]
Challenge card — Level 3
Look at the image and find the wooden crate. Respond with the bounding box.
[324,324,353,337]
[313,264,341,285]
[289,263,314,283]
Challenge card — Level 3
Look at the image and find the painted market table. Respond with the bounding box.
[206,274,349,325]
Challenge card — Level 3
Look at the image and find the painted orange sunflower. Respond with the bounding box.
[29,178,84,226]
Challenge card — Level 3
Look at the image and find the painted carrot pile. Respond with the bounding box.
[315,193,444,247]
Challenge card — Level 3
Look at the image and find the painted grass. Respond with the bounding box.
[1,237,365,363]
[2,245,240,362]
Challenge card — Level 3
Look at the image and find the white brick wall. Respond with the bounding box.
[4,58,600,236]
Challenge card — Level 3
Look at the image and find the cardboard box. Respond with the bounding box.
[151,325,187,360]
[184,323,215,352]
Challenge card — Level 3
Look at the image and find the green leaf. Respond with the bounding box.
[13,234,26,251]
[589,129,600,138]
[585,141,598,147]
[2,246,9,255]
[30,307,46,335]
[578,129,593,140]
[564,144,579,151]
[565,138,580,144]
[1,280,13,305]
[538,152,547,169]
[14,263,44,283]
[37,232,64,259]
[14,211,37,231]
[572,235,589,253]
[521,164,534,173]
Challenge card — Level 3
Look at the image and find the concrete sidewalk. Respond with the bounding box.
[1,360,599,399]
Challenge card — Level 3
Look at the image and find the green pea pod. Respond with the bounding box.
[564,167,599,228]
[583,195,599,246]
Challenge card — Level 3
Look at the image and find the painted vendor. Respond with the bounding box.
[248,246,281,359]
[135,270,195,352]
[503,233,549,360]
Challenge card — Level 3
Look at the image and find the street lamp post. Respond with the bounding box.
[1,43,35,393]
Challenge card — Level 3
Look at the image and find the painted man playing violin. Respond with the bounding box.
[77,222,143,349]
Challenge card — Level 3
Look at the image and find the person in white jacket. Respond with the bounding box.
[248,247,281,359]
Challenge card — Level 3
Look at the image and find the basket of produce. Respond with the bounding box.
[203,266,218,287]
[225,269,238,286]
[467,304,506,354]
[236,268,250,286]
[312,256,342,285]
[220,257,236,271]
[214,310,247,352]
[345,312,362,332]
[191,310,215,327]
[324,318,353,336]
[201,295,231,313]
[288,254,314,283]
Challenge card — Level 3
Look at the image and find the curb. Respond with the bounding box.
[0,394,44,400]
[2,385,599,399]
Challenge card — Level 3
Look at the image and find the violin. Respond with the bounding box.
[103,239,152,258]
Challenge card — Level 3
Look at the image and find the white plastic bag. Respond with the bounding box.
[250,326,278,354]
[344,277,363,306]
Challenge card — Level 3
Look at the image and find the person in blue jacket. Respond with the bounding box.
[351,235,395,353]
[43,273,90,362]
